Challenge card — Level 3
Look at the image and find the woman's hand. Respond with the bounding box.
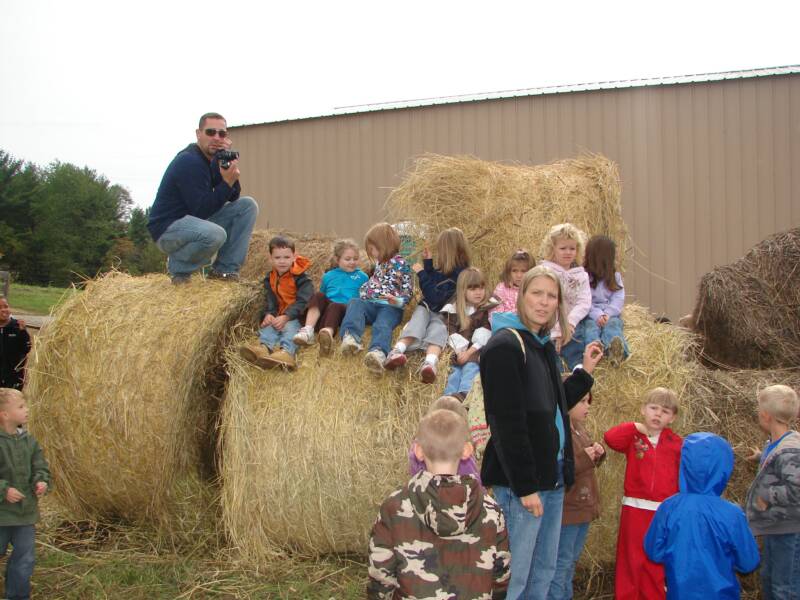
[581,341,604,373]
[520,492,543,517]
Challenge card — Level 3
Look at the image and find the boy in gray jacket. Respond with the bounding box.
[746,384,800,600]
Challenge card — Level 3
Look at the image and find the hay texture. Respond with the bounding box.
[386,153,629,282]
[692,227,800,369]
[26,272,262,532]
[220,341,442,561]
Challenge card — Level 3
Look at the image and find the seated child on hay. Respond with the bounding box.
[439,267,497,400]
[644,432,759,600]
[292,238,368,357]
[339,223,412,374]
[368,408,510,598]
[604,387,682,600]
[744,384,800,599]
[488,249,532,322]
[407,395,480,483]
[239,235,313,371]
[383,227,470,383]
[0,388,51,600]
[547,391,605,600]
[538,224,592,371]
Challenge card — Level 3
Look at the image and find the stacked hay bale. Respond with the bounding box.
[26,272,262,536]
[692,227,800,369]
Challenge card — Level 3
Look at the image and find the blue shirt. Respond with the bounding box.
[320,267,368,304]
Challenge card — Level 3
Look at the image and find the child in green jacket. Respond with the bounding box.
[0,388,50,600]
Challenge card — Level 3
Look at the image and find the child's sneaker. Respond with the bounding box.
[263,349,297,371]
[239,342,275,370]
[340,333,362,355]
[364,349,387,374]
[420,361,438,384]
[318,329,334,356]
[383,349,408,370]
[293,326,316,347]
[608,337,626,367]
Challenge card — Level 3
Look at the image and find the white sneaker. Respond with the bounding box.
[293,326,316,347]
[364,349,387,374]
[341,333,362,355]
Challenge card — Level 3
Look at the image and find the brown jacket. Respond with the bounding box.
[562,423,604,525]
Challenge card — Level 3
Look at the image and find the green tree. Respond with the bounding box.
[0,150,42,275]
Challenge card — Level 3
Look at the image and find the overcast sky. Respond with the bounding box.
[1,0,797,211]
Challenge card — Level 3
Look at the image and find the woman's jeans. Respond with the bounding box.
[339,299,404,354]
[492,485,565,600]
[0,525,35,600]
[547,522,590,600]
[444,362,481,396]
[762,532,800,600]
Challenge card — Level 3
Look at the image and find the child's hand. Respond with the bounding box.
[634,422,648,435]
[411,262,424,273]
[584,446,599,460]
[581,341,604,373]
[755,496,768,511]
[261,314,274,328]
[422,247,432,260]
[382,295,399,306]
[35,482,47,497]
[745,446,762,463]
[592,442,605,458]
[272,315,289,331]
[554,337,562,353]
[5,487,24,503]
[597,314,609,327]
[17,318,27,330]
[456,351,471,365]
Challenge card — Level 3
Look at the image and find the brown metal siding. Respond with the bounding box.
[231,73,800,320]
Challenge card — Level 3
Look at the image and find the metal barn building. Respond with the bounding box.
[230,66,800,320]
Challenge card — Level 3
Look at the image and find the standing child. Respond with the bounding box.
[0,388,51,600]
[293,239,368,356]
[440,267,496,399]
[368,408,510,598]
[604,387,683,600]
[239,235,313,371]
[539,223,591,370]
[645,432,759,599]
[580,235,629,366]
[339,223,413,373]
[384,227,470,383]
[547,392,605,600]
[489,249,532,319]
[745,384,800,600]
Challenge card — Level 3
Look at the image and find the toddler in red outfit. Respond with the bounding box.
[604,387,682,600]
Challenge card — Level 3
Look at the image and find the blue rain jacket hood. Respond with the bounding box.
[644,432,760,599]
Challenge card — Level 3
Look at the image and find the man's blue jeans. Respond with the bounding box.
[443,362,480,396]
[547,522,590,600]
[492,485,565,600]
[0,525,36,600]
[259,318,302,356]
[762,532,800,600]
[339,299,403,354]
[156,196,258,276]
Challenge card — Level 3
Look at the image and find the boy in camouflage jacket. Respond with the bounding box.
[367,409,510,599]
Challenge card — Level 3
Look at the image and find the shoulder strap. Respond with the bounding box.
[505,328,526,363]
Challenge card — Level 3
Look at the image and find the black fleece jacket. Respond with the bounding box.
[0,318,31,389]
[479,327,594,497]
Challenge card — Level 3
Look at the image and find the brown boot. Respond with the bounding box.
[239,343,275,370]
[263,349,297,371]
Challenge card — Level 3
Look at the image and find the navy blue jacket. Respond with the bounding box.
[644,432,760,599]
[416,259,464,312]
[147,143,241,241]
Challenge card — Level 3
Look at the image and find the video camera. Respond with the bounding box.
[216,149,240,170]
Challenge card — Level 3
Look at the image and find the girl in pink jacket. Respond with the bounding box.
[488,249,533,321]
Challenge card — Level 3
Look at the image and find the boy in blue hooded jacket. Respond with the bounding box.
[644,432,759,599]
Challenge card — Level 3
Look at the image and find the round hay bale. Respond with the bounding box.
[25,272,262,533]
[220,341,441,561]
[386,153,629,282]
[692,227,800,369]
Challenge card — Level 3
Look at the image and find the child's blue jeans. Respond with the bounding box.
[762,532,800,600]
[547,522,590,600]
[443,362,480,397]
[259,318,302,356]
[0,524,36,600]
[339,299,403,354]
[561,316,630,370]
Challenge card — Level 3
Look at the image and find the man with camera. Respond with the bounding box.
[147,112,258,284]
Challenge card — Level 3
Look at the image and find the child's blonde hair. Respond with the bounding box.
[539,223,588,266]
[516,265,572,344]
[416,408,469,463]
[758,384,799,425]
[429,395,469,422]
[642,387,680,415]
[500,249,533,287]
[0,388,24,409]
[435,227,471,275]
[364,223,400,263]
[455,267,489,330]
[328,238,360,270]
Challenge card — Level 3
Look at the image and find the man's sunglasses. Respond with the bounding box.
[204,128,228,138]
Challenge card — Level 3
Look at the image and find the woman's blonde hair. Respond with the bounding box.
[539,223,588,266]
[364,222,400,263]
[328,238,360,270]
[455,267,489,330]
[435,227,471,275]
[516,265,571,343]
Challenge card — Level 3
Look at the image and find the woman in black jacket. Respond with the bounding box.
[480,265,603,599]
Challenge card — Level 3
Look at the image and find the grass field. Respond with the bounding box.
[4,283,78,315]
